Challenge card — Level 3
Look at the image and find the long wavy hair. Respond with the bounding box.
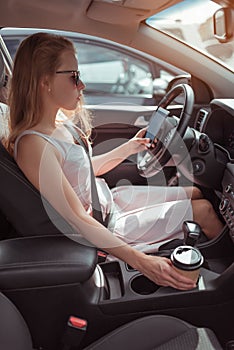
[6,32,92,154]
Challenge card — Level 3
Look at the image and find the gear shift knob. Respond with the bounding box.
[182,221,202,247]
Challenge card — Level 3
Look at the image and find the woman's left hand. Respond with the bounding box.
[127,128,151,155]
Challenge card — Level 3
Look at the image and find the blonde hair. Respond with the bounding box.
[6,32,92,153]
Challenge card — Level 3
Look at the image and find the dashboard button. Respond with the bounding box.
[219,198,229,213]
[225,184,233,193]
[198,134,210,153]
[192,160,205,174]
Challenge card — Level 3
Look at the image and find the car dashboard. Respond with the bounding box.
[194,99,234,243]
[195,99,234,160]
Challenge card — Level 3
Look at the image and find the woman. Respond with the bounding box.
[6,32,223,290]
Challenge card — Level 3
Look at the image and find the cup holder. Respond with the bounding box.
[130,275,159,295]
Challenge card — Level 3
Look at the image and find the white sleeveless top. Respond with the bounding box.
[14,130,113,220]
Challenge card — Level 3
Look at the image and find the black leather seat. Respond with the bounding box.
[0,140,77,238]
[0,290,223,350]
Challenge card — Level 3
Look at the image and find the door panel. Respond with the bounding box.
[89,105,179,188]
[89,105,155,154]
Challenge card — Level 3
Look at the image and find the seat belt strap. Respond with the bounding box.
[64,123,105,226]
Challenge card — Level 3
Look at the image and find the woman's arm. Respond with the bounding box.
[16,134,196,290]
[92,128,150,176]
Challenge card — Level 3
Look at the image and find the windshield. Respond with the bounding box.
[146,0,234,72]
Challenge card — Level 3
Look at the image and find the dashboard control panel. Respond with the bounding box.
[220,163,234,241]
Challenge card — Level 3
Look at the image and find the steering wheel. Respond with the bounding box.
[137,84,194,178]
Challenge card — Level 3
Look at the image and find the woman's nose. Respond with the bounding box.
[77,79,86,91]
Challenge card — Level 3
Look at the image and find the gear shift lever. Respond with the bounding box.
[182,221,201,247]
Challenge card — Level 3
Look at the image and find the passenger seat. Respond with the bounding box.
[0,290,223,350]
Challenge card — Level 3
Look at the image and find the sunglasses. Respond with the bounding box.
[55,70,81,86]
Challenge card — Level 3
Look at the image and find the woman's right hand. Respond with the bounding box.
[135,254,196,290]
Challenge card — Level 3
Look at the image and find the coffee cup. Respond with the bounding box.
[171,245,204,283]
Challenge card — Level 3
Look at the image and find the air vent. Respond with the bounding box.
[195,109,209,132]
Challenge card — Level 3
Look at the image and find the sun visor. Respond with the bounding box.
[87,0,180,24]
[87,2,149,24]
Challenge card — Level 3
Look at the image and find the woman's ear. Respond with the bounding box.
[40,75,51,93]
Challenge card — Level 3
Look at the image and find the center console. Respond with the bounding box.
[88,225,234,348]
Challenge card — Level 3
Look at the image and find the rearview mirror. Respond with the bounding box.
[213,7,233,43]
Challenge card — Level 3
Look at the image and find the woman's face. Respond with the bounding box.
[49,50,85,111]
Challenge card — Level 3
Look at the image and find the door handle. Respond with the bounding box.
[134,115,149,127]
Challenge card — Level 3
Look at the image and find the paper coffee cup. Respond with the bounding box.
[171,245,204,283]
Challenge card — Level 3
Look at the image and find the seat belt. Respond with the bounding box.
[64,123,106,226]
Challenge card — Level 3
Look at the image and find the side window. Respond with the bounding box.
[2,38,21,59]
[160,69,175,84]
[73,41,153,97]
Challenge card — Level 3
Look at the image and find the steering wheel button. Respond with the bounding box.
[192,160,205,175]
[198,134,210,153]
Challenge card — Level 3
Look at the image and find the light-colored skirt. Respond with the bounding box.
[107,185,192,253]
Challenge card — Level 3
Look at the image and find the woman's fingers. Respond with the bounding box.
[144,256,196,290]
[161,270,196,290]
[134,127,147,138]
